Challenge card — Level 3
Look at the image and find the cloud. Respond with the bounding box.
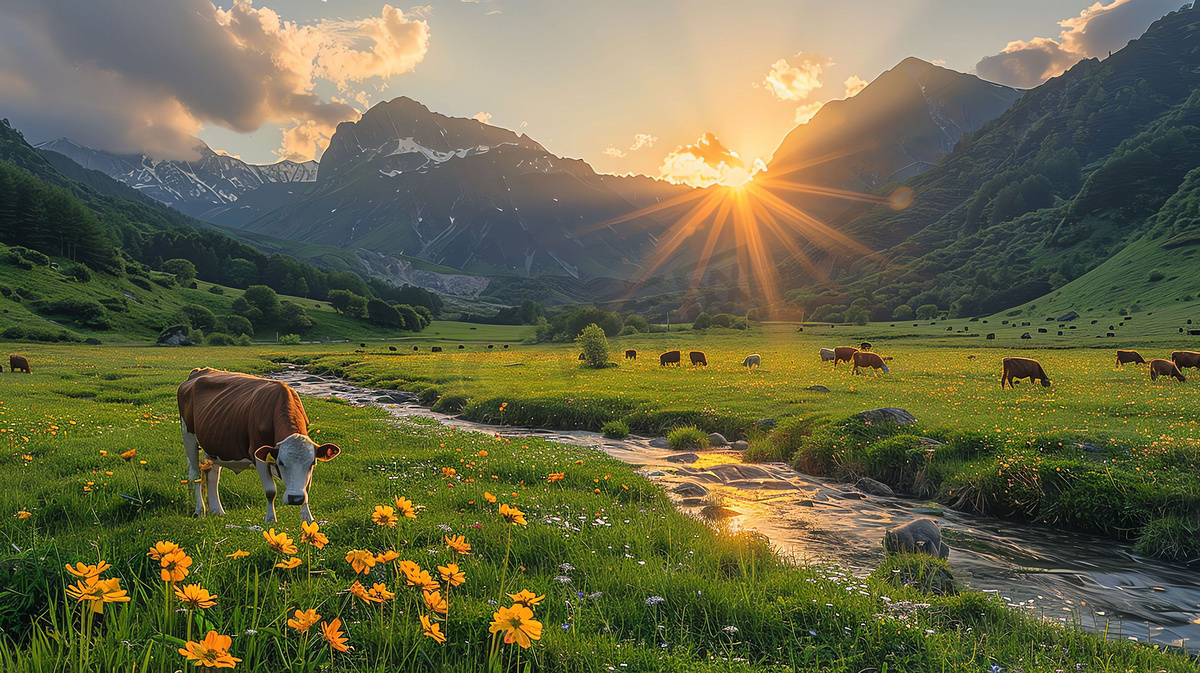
[760,53,833,102]
[975,0,1180,88]
[629,133,657,151]
[603,146,627,158]
[0,0,430,161]
[472,111,493,124]
[658,132,765,188]
[931,59,947,67]
[843,75,868,98]
[793,102,825,125]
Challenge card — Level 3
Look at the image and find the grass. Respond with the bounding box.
[1,344,1196,671]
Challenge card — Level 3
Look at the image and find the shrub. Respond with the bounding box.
[220,314,254,337]
[915,304,939,320]
[731,316,749,330]
[208,285,225,295]
[667,425,709,450]
[618,325,638,336]
[234,334,253,346]
[367,298,403,327]
[870,554,956,595]
[1147,269,1165,282]
[150,272,177,288]
[576,323,610,368]
[179,304,217,331]
[431,394,470,414]
[279,302,313,333]
[892,304,915,320]
[243,285,281,319]
[329,289,368,318]
[2,326,25,339]
[161,258,198,283]
[39,298,109,329]
[846,306,870,325]
[98,297,127,313]
[711,313,734,328]
[15,247,49,266]
[623,314,649,333]
[70,264,92,283]
[279,333,302,345]
[205,332,236,346]
[601,420,630,440]
[692,312,713,330]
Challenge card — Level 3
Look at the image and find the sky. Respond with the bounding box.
[0,0,1185,186]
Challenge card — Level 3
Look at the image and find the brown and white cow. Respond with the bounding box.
[1150,358,1187,383]
[1171,351,1200,371]
[178,368,340,523]
[819,348,836,362]
[1001,357,1051,389]
[833,346,859,366]
[853,351,890,376]
[1115,350,1146,368]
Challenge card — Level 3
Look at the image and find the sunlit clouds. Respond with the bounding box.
[793,102,825,125]
[843,75,868,98]
[658,133,766,189]
[760,53,832,101]
[604,133,658,160]
[472,112,493,124]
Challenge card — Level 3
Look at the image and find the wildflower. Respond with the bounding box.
[376,549,400,564]
[423,589,448,615]
[403,565,439,591]
[120,449,136,461]
[394,495,417,519]
[369,583,395,601]
[420,614,446,644]
[174,584,218,610]
[442,467,457,479]
[16,510,31,519]
[179,630,240,669]
[645,595,665,606]
[65,561,111,580]
[263,529,298,555]
[484,492,497,504]
[498,503,527,526]
[225,550,249,559]
[547,473,565,483]
[345,549,376,575]
[199,460,214,473]
[398,559,419,576]
[300,520,328,549]
[160,550,193,583]
[438,563,465,587]
[478,450,488,457]
[372,505,398,527]
[489,605,542,649]
[275,557,303,570]
[508,590,545,610]
[349,581,381,604]
[445,534,471,556]
[321,618,351,653]
[287,608,321,632]
[66,577,131,614]
[147,540,182,561]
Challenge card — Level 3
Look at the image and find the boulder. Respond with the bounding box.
[707,432,729,447]
[731,440,749,451]
[665,453,700,464]
[1057,310,1080,322]
[156,325,193,347]
[647,438,670,448]
[805,385,831,393]
[856,407,917,427]
[883,518,950,559]
[856,478,895,497]
[700,505,741,520]
[84,338,102,345]
[670,482,710,498]
[1020,332,1032,339]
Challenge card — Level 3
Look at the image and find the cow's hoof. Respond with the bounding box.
[210,507,226,516]
[192,510,205,518]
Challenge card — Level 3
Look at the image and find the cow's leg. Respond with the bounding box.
[256,461,278,523]
[206,462,226,516]
[181,417,204,517]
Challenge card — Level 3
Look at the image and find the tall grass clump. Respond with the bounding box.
[667,425,709,450]
[601,420,630,439]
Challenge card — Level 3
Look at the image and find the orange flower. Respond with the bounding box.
[445,534,471,556]
[300,520,328,549]
[345,549,376,575]
[66,576,131,614]
[369,583,395,601]
[65,561,111,580]
[321,618,351,653]
[489,604,542,649]
[160,550,193,583]
[441,467,457,479]
[263,529,298,555]
[375,549,400,564]
[225,550,249,559]
[438,563,465,587]
[174,584,218,610]
[16,510,31,519]
[179,630,240,669]
[394,496,417,519]
[547,473,565,483]
[275,557,303,570]
[371,505,398,527]
[498,503,527,526]
[422,589,448,615]
[484,492,497,504]
[287,608,321,632]
[348,581,380,604]
[402,564,439,591]
[478,450,488,457]
[147,540,182,561]
[420,614,446,644]
[507,589,545,610]
[120,449,137,462]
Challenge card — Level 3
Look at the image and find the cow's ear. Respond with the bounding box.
[315,443,341,462]
[254,445,279,463]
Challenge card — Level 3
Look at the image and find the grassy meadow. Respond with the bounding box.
[0,336,1198,672]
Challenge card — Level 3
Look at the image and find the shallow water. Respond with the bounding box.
[272,367,1200,651]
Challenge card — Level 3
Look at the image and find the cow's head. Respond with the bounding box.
[1040,378,1052,388]
[255,433,340,506]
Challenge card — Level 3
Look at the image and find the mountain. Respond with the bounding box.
[34,137,318,226]
[784,4,1200,320]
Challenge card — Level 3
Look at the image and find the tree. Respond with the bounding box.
[396,304,426,332]
[576,323,610,368]
[243,285,280,320]
[693,312,713,330]
[220,314,254,337]
[161,258,197,283]
[279,301,313,333]
[892,304,915,321]
[231,297,264,326]
[227,258,259,288]
[915,304,940,320]
[367,298,403,327]
[623,314,649,333]
[180,304,216,331]
[846,306,870,326]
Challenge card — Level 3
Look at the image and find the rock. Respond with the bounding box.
[725,479,798,491]
[832,490,865,500]
[706,464,774,482]
[83,338,102,345]
[1021,332,1032,339]
[679,497,705,507]
[647,438,670,448]
[883,518,949,559]
[1057,310,1080,322]
[805,385,831,393]
[707,432,728,447]
[665,453,700,464]
[700,505,741,520]
[157,325,193,347]
[856,478,895,497]
[797,499,814,507]
[755,418,777,431]
[671,482,710,497]
[731,440,749,451]
[856,407,917,427]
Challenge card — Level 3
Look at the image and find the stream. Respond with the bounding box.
[271,366,1200,652]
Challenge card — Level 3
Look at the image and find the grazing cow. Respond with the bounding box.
[413,346,419,351]
[819,348,836,362]
[8,354,31,374]
[1001,357,1051,389]
[1171,351,1200,371]
[833,346,859,366]
[431,346,443,353]
[625,349,637,360]
[488,344,494,349]
[389,346,397,352]
[458,345,465,350]
[689,351,708,366]
[1150,358,1187,382]
[742,354,761,369]
[852,351,890,376]
[579,352,586,361]
[360,343,366,348]
[177,368,341,523]
[660,350,681,367]
[1115,350,1146,368]
[859,342,872,351]
[503,345,510,349]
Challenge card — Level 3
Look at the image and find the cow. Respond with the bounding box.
[458,345,465,350]
[852,351,890,376]
[389,346,397,352]
[413,346,419,351]
[1115,350,1146,368]
[431,346,443,353]
[859,342,872,351]
[177,368,341,523]
[883,518,949,559]
[9,355,31,374]
[488,344,494,349]
[1001,357,1051,389]
[819,348,836,362]
[1171,351,1200,371]
[742,354,761,369]
[625,349,637,360]
[833,346,859,366]
[660,350,681,367]
[503,345,510,349]
[1150,358,1187,382]
[579,352,586,361]
[360,343,366,348]
[689,351,708,366]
